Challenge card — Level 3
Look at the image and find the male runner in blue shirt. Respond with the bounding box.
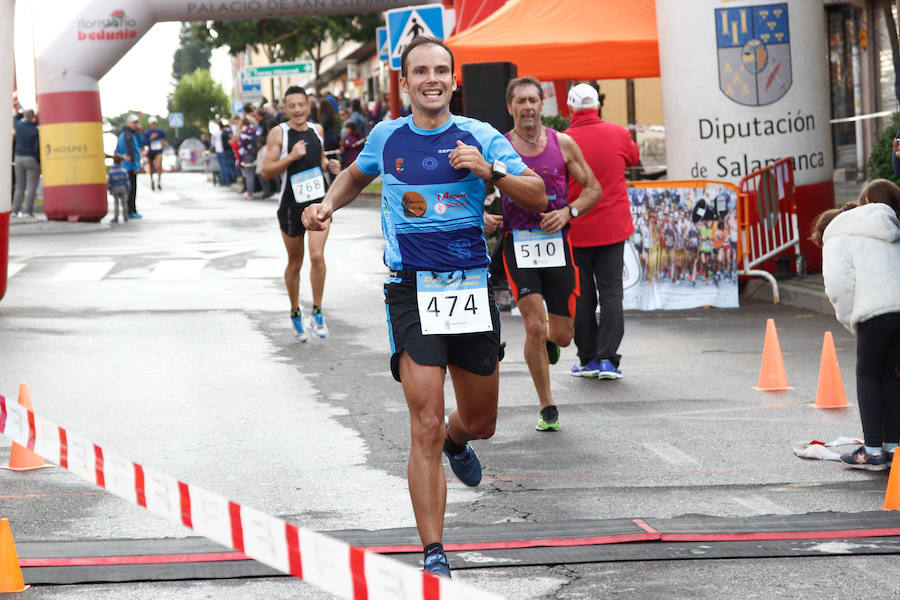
[303,36,546,578]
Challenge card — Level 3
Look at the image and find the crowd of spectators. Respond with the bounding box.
[199,91,393,200]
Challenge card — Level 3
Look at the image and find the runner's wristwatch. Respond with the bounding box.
[491,159,507,181]
[568,205,580,218]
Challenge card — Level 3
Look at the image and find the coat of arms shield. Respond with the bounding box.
[715,3,792,106]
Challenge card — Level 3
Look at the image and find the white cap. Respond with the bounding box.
[148,115,157,123]
[126,114,139,123]
[567,83,599,110]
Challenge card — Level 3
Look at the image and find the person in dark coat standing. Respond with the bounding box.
[115,114,144,219]
[12,109,41,218]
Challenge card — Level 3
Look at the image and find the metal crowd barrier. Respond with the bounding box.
[736,158,802,303]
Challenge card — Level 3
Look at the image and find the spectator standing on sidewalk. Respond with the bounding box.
[115,114,144,219]
[564,83,639,380]
[215,121,236,186]
[317,98,341,155]
[238,115,261,199]
[348,98,370,137]
[339,121,363,169]
[12,108,41,218]
[810,183,900,470]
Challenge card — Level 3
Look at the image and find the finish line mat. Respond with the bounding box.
[17,510,900,584]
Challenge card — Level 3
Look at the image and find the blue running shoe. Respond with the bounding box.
[570,360,601,378]
[312,311,328,338]
[443,440,482,487]
[291,311,309,343]
[596,359,623,380]
[423,550,451,578]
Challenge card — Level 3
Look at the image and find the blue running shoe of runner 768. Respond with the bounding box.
[291,312,309,343]
[570,359,601,378]
[312,311,329,338]
[596,359,623,380]
[423,550,451,578]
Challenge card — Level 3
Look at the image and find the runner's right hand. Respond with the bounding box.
[290,140,307,160]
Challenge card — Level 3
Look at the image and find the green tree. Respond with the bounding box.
[171,68,230,130]
[867,113,900,185]
[172,22,212,85]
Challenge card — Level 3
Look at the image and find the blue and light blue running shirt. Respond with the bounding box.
[356,114,527,272]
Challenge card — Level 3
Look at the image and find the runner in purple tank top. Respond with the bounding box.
[486,77,602,431]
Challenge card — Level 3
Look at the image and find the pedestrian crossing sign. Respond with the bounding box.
[386,4,446,71]
[377,27,389,62]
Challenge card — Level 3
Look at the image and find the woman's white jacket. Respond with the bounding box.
[821,202,900,333]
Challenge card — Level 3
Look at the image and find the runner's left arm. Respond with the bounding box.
[539,133,603,234]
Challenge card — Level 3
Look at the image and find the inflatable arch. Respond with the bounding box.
[1,0,414,300]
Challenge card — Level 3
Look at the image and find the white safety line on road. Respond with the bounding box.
[641,442,700,466]
[7,263,25,278]
[149,260,207,280]
[52,261,116,282]
[244,258,283,279]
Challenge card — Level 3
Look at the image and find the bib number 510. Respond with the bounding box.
[512,230,565,268]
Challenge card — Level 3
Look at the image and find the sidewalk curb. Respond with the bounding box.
[741,275,833,315]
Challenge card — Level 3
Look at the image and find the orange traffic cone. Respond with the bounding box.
[882,456,900,510]
[0,519,28,593]
[1,383,51,471]
[753,319,794,391]
[812,332,850,408]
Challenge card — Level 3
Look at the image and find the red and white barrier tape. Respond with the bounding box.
[0,395,505,600]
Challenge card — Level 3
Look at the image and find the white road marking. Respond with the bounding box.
[730,495,789,515]
[52,261,115,282]
[244,258,283,278]
[641,442,699,465]
[149,260,206,280]
[7,263,25,278]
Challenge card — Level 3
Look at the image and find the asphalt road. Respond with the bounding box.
[1,173,898,599]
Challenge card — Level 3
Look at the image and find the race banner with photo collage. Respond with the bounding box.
[624,180,739,310]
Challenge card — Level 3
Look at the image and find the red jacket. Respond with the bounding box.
[565,110,640,248]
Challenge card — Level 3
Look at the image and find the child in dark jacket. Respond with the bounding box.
[107,154,131,223]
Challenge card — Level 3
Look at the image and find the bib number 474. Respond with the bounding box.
[416,269,492,335]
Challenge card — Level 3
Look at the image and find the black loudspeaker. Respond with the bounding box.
[461,62,517,134]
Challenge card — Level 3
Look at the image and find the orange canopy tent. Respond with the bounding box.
[445,0,659,81]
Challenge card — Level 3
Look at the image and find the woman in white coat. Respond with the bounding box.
[810,180,900,470]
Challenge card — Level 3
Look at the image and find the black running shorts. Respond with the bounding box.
[277,200,322,238]
[500,230,579,318]
[384,273,503,383]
